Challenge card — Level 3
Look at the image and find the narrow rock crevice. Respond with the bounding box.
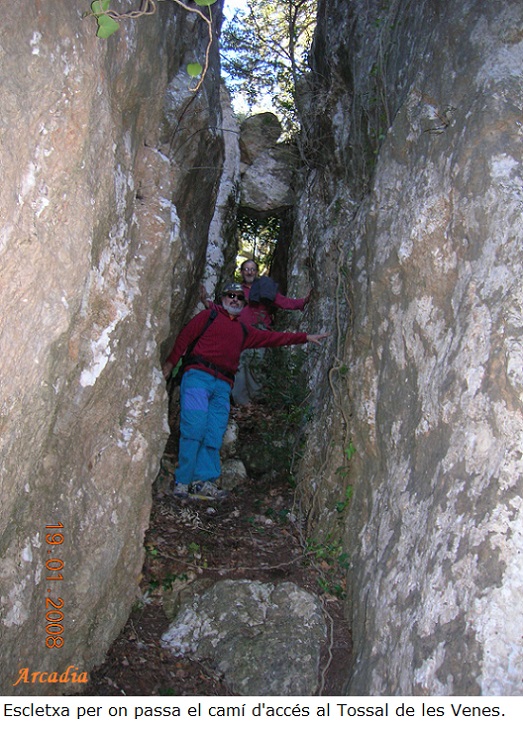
[2,0,523,697]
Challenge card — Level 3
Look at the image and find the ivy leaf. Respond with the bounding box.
[193,0,219,5]
[96,14,120,38]
[187,62,203,77]
[91,0,111,14]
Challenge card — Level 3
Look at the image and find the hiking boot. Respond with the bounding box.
[171,481,189,499]
[189,481,228,502]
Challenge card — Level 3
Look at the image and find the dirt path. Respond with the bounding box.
[83,406,352,696]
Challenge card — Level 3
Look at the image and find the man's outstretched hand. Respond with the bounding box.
[306,332,330,346]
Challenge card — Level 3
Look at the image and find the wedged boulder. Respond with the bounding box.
[240,112,283,164]
[161,579,326,695]
[239,113,295,216]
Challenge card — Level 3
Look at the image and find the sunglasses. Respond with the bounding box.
[225,292,246,301]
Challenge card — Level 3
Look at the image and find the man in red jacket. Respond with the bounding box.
[200,261,312,404]
[162,282,328,501]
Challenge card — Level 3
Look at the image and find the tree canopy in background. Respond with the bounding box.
[236,214,281,273]
[221,0,316,133]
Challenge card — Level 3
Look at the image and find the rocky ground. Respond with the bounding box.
[82,400,352,696]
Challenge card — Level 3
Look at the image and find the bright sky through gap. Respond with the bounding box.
[223,0,245,20]
[221,0,277,116]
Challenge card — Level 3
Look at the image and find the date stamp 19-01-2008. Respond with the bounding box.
[12,521,89,687]
[44,521,65,650]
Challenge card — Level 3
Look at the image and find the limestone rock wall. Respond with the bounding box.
[0,1,223,694]
[239,112,295,217]
[200,85,241,304]
[295,0,523,694]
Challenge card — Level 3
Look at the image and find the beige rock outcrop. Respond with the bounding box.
[294,0,523,695]
[239,112,295,216]
[0,1,224,694]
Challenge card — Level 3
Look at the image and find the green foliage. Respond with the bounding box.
[90,0,119,38]
[85,0,219,83]
[335,441,356,513]
[236,347,311,480]
[187,62,203,78]
[305,535,349,598]
[335,441,356,479]
[261,347,310,419]
[187,541,201,557]
[261,348,311,477]
[221,0,316,132]
[335,485,353,513]
[146,572,187,594]
[317,577,345,599]
[160,572,189,591]
[236,214,280,274]
[344,441,356,461]
[96,15,120,38]
[244,515,265,533]
[265,506,291,524]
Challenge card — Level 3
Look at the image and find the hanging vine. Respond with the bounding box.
[85,0,218,92]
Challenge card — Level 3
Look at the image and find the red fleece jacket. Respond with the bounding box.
[167,307,308,385]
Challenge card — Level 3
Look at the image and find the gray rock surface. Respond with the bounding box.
[220,458,248,489]
[161,579,326,695]
[240,112,283,164]
[200,85,241,303]
[220,419,240,458]
[239,113,295,215]
[294,0,523,695]
[0,1,224,694]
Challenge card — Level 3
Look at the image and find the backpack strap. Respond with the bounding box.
[184,308,217,359]
[171,309,218,386]
[195,309,217,346]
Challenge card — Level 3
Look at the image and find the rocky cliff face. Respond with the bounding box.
[295,0,523,695]
[0,1,224,694]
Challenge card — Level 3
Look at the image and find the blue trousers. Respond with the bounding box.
[176,368,231,484]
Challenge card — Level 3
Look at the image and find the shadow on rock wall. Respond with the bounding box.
[0,1,225,694]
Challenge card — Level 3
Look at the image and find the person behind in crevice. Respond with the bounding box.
[201,259,312,405]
